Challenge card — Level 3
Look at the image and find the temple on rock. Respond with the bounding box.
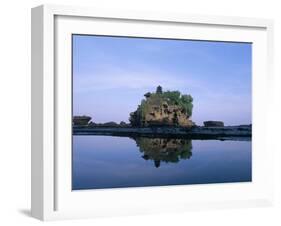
[129,86,194,127]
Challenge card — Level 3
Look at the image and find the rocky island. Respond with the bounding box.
[129,85,194,127]
[73,86,251,140]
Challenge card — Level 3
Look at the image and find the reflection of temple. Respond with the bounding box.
[134,137,192,168]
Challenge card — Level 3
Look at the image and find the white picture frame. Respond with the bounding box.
[31,4,274,221]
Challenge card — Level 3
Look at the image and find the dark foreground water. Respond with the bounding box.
[72,136,251,190]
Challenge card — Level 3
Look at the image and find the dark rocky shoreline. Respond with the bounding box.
[73,125,251,141]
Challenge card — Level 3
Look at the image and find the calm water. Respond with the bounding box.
[72,136,252,190]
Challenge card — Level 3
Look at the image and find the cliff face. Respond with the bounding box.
[129,86,194,127]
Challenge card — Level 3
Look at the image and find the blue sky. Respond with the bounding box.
[73,35,252,126]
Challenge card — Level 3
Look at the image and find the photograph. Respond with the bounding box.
[72,34,252,190]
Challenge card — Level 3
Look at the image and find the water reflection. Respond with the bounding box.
[73,136,252,189]
[133,137,192,168]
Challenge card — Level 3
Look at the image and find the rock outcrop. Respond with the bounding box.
[73,115,91,126]
[129,86,194,127]
[203,121,224,127]
[88,121,131,128]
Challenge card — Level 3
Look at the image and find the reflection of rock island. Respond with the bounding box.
[134,137,192,168]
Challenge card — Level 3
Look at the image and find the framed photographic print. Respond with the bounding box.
[31,4,274,221]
